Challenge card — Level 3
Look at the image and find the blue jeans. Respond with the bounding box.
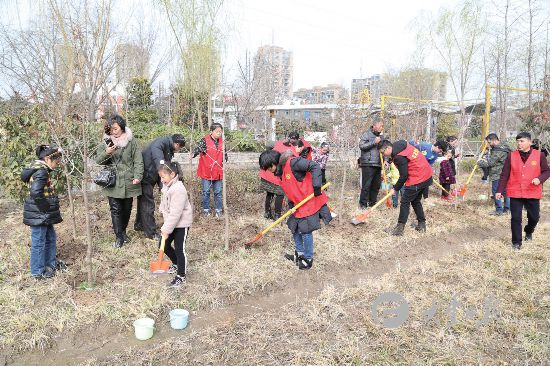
[201,179,223,211]
[293,232,314,260]
[492,180,510,213]
[30,225,57,277]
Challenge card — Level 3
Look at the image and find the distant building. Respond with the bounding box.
[115,43,149,86]
[351,74,387,104]
[293,84,347,104]
[253,45,293,104]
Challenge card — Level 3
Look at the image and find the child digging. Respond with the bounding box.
[259,149,332,270]
[21,145,64,279]
[158,161,193,288]
[439,150,456,202]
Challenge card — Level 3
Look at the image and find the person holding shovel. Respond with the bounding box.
[259,148,332,270]
[379,139,432,236]
[496,132,550,250]
[21,145,64,279]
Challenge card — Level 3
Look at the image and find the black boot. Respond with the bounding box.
[385,223,405,236]
[284,250,299,265]
[264,209,273,220]
[297,255,313,270]
[415,221,426,232]
[109,198,125,248]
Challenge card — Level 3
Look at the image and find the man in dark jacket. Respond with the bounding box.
[135,134,185,239]
[21,145,63,279]
[379,139,433,236]
[477,133,511,215]
[358,118,384,208]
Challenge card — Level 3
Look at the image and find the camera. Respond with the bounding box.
[104,138,114,147]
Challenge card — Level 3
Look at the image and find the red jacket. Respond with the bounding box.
[196,135,224,180]
[506,149,542,199]
[396,143,432,186]
[280,157,328,218]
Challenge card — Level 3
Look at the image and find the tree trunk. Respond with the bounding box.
[63,164,77,240]
[337,146,348,225]
[82,124,94,287]
[527,0,533,112]
[221,126,229,250]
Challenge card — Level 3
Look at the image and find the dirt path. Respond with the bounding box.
[7,219,508,366]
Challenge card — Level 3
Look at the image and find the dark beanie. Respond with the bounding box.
[288,131,300,140]
[172,134,186,146]
[36,144,62,159]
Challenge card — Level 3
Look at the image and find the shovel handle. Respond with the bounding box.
[157,237,166,262]
[259,182,331,237]
[432,176,451,195]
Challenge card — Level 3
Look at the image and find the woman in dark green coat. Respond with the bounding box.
[96,115,144,248]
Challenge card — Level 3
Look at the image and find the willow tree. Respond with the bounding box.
[160,0,223,132]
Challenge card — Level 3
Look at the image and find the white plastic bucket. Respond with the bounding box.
[133,317,155,340]
[169,309,189,330]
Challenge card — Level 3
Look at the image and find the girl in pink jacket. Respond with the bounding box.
[158,161,193,288]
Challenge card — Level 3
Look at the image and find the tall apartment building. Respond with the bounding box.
[253,45,293,104]
[115,43,149,86]
[351,74,387,104]
[293,84,347,104]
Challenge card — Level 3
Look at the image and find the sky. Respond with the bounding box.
[2,0,549,100]
[223,0,459,90]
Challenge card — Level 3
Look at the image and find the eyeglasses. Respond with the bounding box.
[159,160,173,173]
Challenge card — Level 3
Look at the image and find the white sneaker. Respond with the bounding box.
[168,264,177,275]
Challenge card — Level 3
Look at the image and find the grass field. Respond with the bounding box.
[0,168,548,365]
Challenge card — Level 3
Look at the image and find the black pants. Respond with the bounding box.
[481,166,490,180]
[163,227,189,276]
[359,166,381,207]
[135,182,157,236]
[510,198,540,245]
[265,192,284,216]
[108,197,133,239]
[441,183,451,197]
[321,169,327,186]
[398,186,429,224]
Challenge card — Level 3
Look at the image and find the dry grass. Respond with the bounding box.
[86,215,550,365]
[0,169,548,366]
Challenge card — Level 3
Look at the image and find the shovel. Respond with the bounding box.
[380,152,392,208]
[431,176,452,197]
[150,237,171,274]
[351,192,392,225]
[244,182,331,247]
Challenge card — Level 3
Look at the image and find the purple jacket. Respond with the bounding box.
[439,159,456,184]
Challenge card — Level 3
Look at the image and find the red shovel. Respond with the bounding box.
[351,192,392,225]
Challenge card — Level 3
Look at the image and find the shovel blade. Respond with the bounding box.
[150,260,171,274]
[351,212,369,225]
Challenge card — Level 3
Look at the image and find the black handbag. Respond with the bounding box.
[93,166,116,188]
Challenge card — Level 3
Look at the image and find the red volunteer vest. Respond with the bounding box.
[506,149,542,199]
[280,157,328,218]
[259,168,281,186]
[396,143,432,186]
[197,135,224,180]
[273,140,291,153]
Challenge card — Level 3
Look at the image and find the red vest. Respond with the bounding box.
[273,139,312,159]
[259,169,281,186]
[396,143,432,186]
[273,140,291,153]
[196,135,224,180]
[280,157,328,218]
[506,149,542,199]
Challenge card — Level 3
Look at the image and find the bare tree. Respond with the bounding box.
[1,0,120,287]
